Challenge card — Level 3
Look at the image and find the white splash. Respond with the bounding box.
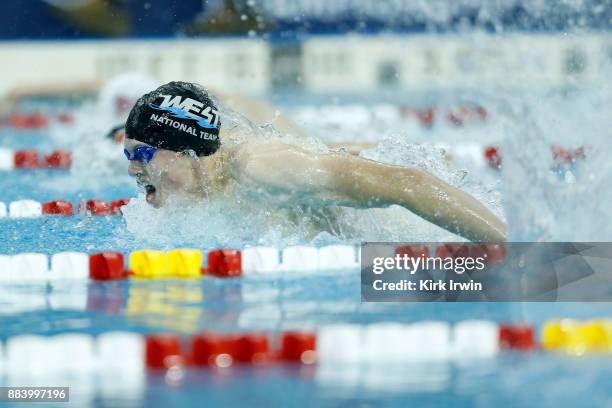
[499,83,612,241]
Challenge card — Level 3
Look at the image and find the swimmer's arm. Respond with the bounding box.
[330,155,507,242]
[236,143,506,242]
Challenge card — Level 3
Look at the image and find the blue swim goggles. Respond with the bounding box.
[124,146,157,163]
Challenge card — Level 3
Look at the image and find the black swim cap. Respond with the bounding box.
[125,81,221,156]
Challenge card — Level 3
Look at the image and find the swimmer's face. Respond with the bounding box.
[124,139,198,208]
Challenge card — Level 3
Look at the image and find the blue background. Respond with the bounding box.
[0,0,610,40]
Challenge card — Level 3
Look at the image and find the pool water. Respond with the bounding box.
[1,88,612,407]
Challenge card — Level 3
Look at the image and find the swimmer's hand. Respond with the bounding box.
[232,142,506,242]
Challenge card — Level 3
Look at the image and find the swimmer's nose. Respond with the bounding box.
[128,161,144,177]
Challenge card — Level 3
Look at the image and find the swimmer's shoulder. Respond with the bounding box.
[225,141,309,186]
[229,140,300,161]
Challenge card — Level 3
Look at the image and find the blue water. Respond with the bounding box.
[1,90,612,408]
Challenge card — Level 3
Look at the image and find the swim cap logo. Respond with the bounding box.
[149,94,220,130]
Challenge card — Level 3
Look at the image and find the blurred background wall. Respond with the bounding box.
[0,0,610,96]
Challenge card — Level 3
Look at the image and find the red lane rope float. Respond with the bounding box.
[499,324,536,351]
[149,331,315,370]
[146,334,184,369]
[5,149,72,170]
[484,146,503,170]
[4,112,75,129]
[41,200,73,215]
[398,105,488,127]
[14,149,40,168]
[484,145,588,170]
[145,322,539,371]
[10,199,125,217]
[0,199,130,217]
[6,113,49,129]
[280,332,318,363]
[57,112,75,125]
[89,252,131,281]
[77,200,111,216]
[207,249,242,277]
[43,150,72,168]
[447,105,488,125]
[395,243,506,266]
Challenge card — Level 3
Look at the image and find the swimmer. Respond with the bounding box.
[124,81,506,242]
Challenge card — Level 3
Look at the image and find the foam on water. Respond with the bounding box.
[121,193,463,248]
